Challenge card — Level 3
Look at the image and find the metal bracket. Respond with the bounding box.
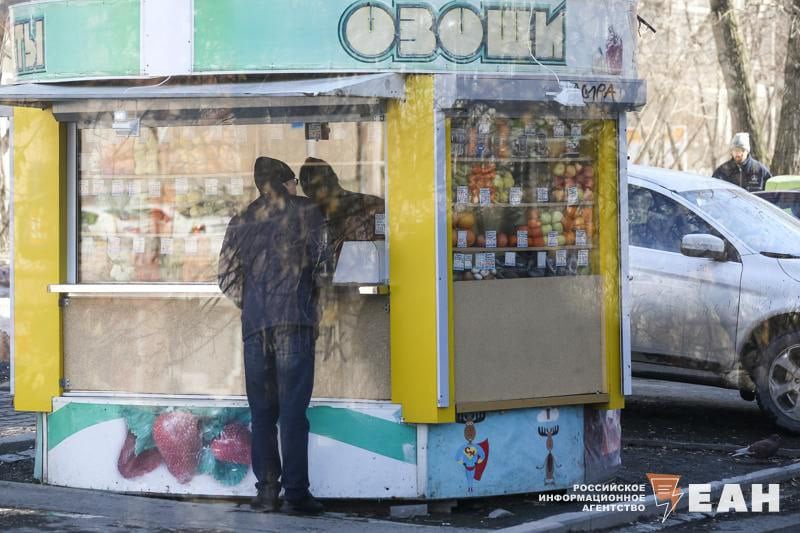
[59,378,71,388]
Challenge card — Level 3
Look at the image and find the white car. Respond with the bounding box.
[628,165,800,432]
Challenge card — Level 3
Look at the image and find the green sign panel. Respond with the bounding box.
[12,0,139,81]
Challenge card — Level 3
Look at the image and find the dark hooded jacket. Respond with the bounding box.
[712,156,771,192]
[218,159,327,338]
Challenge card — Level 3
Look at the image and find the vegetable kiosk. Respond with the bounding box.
[5,0,644,498]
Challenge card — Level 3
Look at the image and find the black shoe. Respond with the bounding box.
[286,494,324,515]
[250,486,280,512]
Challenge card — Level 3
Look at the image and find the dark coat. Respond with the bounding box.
[218,194,327,338]
[712,156,772,192]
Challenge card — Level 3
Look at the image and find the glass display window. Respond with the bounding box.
[450,105,605,282]
[76,114,386,283]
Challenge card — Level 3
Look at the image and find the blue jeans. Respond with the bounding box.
[243,326,315,501]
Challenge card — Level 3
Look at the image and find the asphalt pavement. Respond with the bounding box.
[2,379,800,531]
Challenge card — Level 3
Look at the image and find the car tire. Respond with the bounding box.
[754,332,800,433]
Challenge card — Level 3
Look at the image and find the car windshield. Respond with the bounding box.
[680,188,800,257]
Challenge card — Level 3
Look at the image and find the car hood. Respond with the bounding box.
[778,258,800,283]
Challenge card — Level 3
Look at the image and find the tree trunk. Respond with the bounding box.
[709,0,767,164]
[772,0,800,175]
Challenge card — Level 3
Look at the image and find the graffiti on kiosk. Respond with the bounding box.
[339,1,566,64]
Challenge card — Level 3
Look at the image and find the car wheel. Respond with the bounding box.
[755,332,800,433]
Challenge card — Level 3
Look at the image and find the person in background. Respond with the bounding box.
[218,156,327,515]
[298,157,385,255]
[712,132,771,192]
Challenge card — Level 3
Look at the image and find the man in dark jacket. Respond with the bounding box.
[218,156,326,515]
[712,132,771,192]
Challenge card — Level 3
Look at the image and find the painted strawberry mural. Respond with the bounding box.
[210,422,252,465]
[152,411,202,484]
[117,431,163,479]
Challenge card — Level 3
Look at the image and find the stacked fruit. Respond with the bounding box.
[452,210,477,247]
[467,163,496,204]
[563,205,594,244]
[550,162,595,203]
[492,166,515,203]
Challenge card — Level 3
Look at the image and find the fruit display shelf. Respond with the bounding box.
[452,156,594,164]
[453,245,595,253]
[452,201,596,208]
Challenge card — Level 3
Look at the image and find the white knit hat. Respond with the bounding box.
[731,132,750,152]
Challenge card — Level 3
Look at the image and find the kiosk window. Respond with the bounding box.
[77,119,386,282]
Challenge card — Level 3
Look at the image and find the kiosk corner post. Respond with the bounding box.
[598,118,624,410]
[387,75,455,424]
[12,107,66,413]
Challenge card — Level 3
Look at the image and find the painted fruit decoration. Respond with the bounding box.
[117,431,162,479]
[115,406,253,486]
[153,411,202,484]
[210,423,252,465]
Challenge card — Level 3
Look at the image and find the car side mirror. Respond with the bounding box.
[681,234,727,261]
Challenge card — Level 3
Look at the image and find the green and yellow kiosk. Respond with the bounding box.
[4,0,644,498]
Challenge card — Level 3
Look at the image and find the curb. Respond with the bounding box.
[497,462,800,532]
[625,438,800,458]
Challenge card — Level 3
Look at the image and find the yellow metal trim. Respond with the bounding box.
[597,119,624,410]
[12,108,65,413]
[388,75,454,423]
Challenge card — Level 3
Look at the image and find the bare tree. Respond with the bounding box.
[772,0,800,175]
[708,0,767,163]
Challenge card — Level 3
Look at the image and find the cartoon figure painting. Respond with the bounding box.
[537,408,562,485]
[455,413,489,493]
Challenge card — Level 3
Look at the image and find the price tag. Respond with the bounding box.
[148,180,162,198]
[79,180,90,196]
[111,180,125,196]
[485,230,497,248]
[133,236,146,254]
[479,188,491,206]
[517,230,528,248]
[456,186,468,205]
[485,253,496,269]
[128,180,142,196]
[184,236,198,255]
[92,179,105,196]
[537,187,549,202]
[205,178,219,196]
[554,121,566,137]
[567,186,579,205]
[457,230,467,249]
[160,238,174,255]
[547,231,559,247]
[80,237,95,255]
[537,251,547,268]
[175,177,189,196]
[475,253,485,270]
[229,177,244,196]
[576,229,587,246]
[571,123,582,137]
[107,236,121,257]
[577,249,589,266]
[556,249,567,266]
[464,254,473,270]
[504,251,516,266]
[453,253,465,271]
[375,213,386,236]
[510,187,522,206]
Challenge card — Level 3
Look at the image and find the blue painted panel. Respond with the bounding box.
[427,406,583,498]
